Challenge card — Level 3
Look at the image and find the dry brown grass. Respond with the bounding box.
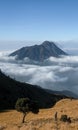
[0,99,78,130]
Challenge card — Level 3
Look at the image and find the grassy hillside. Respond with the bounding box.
[0,70,67,110]
[0,99,78,130]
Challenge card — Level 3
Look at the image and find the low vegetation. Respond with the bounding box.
[60,114,71,123]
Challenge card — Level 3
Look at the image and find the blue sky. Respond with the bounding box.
[0,0,78,42]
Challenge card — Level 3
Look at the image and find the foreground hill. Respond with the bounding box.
[10,41,67,61]
[0,99,78,130]
[0,70,67,110]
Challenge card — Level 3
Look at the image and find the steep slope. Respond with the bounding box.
[10,41,67,61]
[0,71,67,110]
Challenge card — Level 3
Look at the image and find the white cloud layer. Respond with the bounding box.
[0,51,78,95]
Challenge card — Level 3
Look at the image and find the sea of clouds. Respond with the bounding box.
[0,51,78,95]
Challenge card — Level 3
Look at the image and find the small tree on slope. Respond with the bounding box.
[15,98,39,123]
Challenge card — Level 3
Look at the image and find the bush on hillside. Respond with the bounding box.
[60,114,71,123]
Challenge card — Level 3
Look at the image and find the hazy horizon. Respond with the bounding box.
[0,40,78,55]
[0,0,78,54]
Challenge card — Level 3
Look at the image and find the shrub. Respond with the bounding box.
[60,115,71,123]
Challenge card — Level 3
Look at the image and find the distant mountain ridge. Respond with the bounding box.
[10,41,67,61]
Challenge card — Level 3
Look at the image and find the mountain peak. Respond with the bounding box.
[42,40,55,45]
[10,41,67,61]
[42,41,57,48]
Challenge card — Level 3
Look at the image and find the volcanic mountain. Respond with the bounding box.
[10,41,67,61]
